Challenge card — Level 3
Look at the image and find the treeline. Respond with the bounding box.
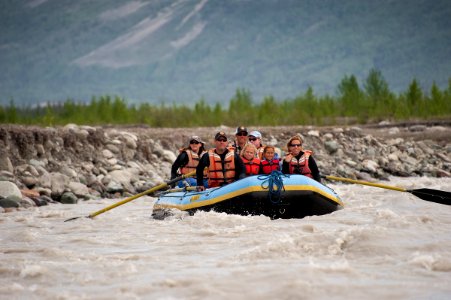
[1,69,450,127]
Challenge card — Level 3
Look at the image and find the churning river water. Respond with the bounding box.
[1,176,451,300]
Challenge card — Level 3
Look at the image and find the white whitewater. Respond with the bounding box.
[1,177,451,300]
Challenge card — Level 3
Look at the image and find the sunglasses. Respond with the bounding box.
[216,138,227,142]
[236,132,247,136]
[190,141,200,144]
[289,144,302,147]
[248,137,257,141]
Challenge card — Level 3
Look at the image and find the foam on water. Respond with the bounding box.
[1,177,451,299]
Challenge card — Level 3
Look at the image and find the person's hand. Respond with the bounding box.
[284,153,293,162]
[196,186,205,192]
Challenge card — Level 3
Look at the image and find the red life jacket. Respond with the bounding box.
[287,150,313,178]
[242,157,261,176]
[207,149,236,187]
[260,159,280,174]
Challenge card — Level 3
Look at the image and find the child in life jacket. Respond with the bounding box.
[240,143,261,176]
[259,145,280,174]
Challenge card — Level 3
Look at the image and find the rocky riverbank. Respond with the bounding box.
[0,122,450,212]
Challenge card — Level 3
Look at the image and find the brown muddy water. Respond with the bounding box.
[1,177,451,300]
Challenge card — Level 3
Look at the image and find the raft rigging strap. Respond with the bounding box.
[258,171,289,204]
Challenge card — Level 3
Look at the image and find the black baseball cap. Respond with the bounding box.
[215,131,227,140]
[235,126,248,134]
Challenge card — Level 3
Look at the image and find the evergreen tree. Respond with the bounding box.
[429,82,443,116]
[194,98,212,126]
[228,88,253,125]
[337,74,364,117]
[405,79,423,117]
[7,99,18,123]
[258,95,278,125]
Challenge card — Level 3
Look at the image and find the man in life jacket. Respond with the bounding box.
[196,131,246,191]
[171,135,207,187]
[282,135,321,182]
[230,126,248,155]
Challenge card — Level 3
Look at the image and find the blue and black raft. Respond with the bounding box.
[152,171,344,219]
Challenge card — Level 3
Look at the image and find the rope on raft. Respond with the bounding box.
[258,171,289,204]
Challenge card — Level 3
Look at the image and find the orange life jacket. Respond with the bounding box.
[207,149,236,187]
[287,150,313,178]
[260,159,280,174]
[242,157,261,176]
[179,149,205,175]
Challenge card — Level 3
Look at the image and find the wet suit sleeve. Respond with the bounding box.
[196,152,210,186]
[171,152,189,179]
[309,156,321,183]
[234,154,246,180]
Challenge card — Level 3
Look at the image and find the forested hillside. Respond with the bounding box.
[1,69,450,127]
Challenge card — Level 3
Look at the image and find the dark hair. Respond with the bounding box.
[263,145,275,154]
[182,143,205,155]
[197,144,206,155]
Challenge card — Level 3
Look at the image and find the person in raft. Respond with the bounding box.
[240,143,261,176]
[248,130,281,160]
[196,131,246,191]
[229,126,248,155]
[282,135,321,182]
[171,135,207,188]
[259,145,281,174]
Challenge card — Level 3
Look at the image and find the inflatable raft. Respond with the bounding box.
[152,172,343,219]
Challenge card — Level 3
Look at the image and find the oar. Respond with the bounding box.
[323,175,451,206]
[64,171,196,222]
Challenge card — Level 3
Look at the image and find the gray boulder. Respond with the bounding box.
[0,181,22,200]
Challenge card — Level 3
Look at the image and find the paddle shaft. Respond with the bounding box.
[65,171,196,221]
[324,175,406,192]
[323,175,451,205]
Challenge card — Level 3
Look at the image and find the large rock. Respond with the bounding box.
[0,181,22,200]
[0,197,20,208]
[68,182,90,198]
[0,156,14,173]
[324,140,339,154]
[60,192,78,204]
[50,172,70,198]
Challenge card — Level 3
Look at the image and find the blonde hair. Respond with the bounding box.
[240,142,257,158]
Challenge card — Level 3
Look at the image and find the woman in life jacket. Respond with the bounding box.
[171,135,207,188]
[282,135,321,182]
[240,143,261,176]
[259,145,280,174]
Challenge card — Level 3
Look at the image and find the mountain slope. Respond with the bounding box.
[1,0,450,106]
